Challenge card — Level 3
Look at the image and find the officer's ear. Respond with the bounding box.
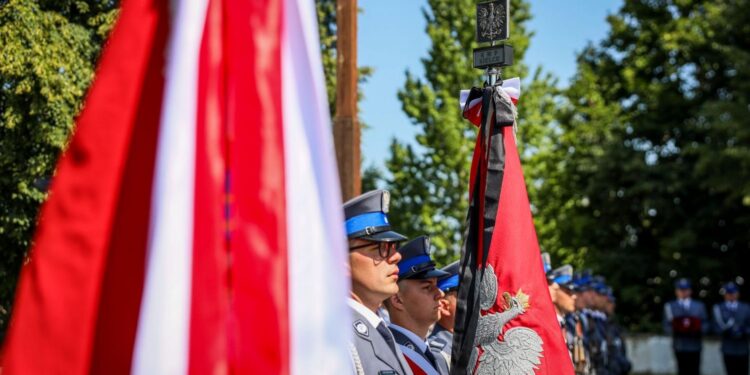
[389,292,406,312]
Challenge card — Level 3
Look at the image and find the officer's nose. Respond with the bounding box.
[388,249,402,264]
[434,286,444,300]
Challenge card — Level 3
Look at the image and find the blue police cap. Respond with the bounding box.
[437,260,460,292]
[573,269,593,291]
[591,276,608,294]
[549,265,576,290]
[675,278,691,290]
[397,236,450,280]
[344,190,407,242]
[724,282,739,294]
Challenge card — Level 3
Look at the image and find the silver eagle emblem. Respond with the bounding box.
[477,2,506,41]
[468,265,543,375]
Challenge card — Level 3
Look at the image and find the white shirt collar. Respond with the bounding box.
[348,298,385,328]
[389,323,428,353]
[557,314,566,325]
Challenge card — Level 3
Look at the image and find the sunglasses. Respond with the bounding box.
[349,241,399,259]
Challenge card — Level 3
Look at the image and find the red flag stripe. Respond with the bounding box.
[89,1,170,372]
[225,0,289,373]
[0,0,168,372]
[189,0,230,372]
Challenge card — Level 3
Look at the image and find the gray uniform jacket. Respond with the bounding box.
[713,301,750,356]
[663,299,708,352]
[350,306,413,375]
[428,324,453,372]
[389,324,449,375]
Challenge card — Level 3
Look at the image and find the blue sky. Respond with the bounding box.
[357,0,622,170]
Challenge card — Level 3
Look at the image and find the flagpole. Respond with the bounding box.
[333,0,361,201]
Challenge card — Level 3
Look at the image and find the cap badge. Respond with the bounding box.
[382,191,390,213]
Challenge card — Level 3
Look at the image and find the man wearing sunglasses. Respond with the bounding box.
[344,190,413,375]
[384,236,450,375]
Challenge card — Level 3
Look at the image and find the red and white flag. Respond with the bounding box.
[1,0,351,374]
[452,82,574,374]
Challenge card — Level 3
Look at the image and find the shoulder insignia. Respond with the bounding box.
[429,339,446,350]
[353,320,369,337]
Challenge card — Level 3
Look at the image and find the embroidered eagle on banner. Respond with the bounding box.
[469,265,544,375]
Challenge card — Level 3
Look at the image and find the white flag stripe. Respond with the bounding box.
[502,77,521,101]
[283,0,352,374]
[132,0,209,373]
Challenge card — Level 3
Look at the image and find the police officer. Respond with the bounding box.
[344,190,413,375]
[575,272,610,375]
[602,287,631,375]
[712,282,750,375]
[384,236,450,375]
[571,272,594,375]
[663,278,708,375]
[546,264,578,362]
[589,278,612,375]
[429,260,459,370]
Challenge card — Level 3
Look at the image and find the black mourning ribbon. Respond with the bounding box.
[451,84,509,375]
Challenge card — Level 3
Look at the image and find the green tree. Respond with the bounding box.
[536,1,750,331]
[316,0,337,116]
[383,0,544,265]
[0,0,118,341]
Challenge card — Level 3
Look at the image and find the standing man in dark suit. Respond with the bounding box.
[384,236,450,375]
[713,282,750,375]
[663,278,708,375]
[344,190,413,375]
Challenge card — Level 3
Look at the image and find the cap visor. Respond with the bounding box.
[560,283,577,292]
[409,269,450,280]
[360,230,407,242]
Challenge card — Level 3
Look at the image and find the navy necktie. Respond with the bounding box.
[376,322,399,358]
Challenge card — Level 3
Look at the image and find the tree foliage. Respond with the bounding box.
[534,0,750,331]
[316,0,338,116]
[383,0,750,332]
[383,0,543,265]
[0,0,118,341]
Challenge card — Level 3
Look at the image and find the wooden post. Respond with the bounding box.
[334,0,360,201]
